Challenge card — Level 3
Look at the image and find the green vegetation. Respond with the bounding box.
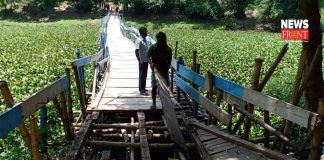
[0,19,100,159]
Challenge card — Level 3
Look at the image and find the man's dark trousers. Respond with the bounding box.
[139,62,148,91]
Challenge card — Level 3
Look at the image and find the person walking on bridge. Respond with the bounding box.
[135,27,152,96]
[148,32,172,109]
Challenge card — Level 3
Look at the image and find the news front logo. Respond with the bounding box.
[281,19,309,41]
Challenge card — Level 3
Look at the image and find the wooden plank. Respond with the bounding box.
[213,74,318,129]
[21,75,68,119]
[72,54,98,67]
[99,97,160,105]
[0,104,23,138]
[64,112,99,160]
[203,138,227,148]
[137,112,151,160]
[155,69,187,151]
[176,76,231,125]
[188,119,295,160]
[96,104,162,111]
[199,135,218,142]
[100,150,111,160]
[212,146,270,160]
[177,64,207,89]
[90,68,109,109]
[208,143,237,155]
[190,131,213,160]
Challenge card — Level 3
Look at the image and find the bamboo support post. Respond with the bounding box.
[52,97,63,120]
[30,115,40,160]
[215,90,223,125]
[243,58,263,140]
[170,41,178,91]
[207,71,215,125]
[258,44,288,148]
[65,67,75,134]
[231,112,245,134]
[0,81,32,150]
[280,45,322,153]
[39,107,48,154]
[191,51,198,118]
[308,99,324,160]
[130,117,135,160]
[233,105,299,150]
[176,57,184,102]
[72,64,87,120]
[59,92,73,140]
[257,43,288,91]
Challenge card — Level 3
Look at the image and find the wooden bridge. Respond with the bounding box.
[0,14,324,160]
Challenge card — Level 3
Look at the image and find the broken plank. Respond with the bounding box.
[64,112,99,160]
[137,112,151,160]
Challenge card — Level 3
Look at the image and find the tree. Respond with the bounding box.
[299,0,323,113]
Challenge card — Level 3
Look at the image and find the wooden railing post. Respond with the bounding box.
[191,51,198,118]
[0,81,32,150]
[30,115,40,160]
[243,58,263,140]
[65,67,75,137]
[207,71,215,125]
[39,107,48,154]
[170,41,178,92]
[176,57,184,102]
[308,99,324,160]
[73,49,87,120]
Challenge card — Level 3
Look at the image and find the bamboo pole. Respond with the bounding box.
[39,107,48,154]
[72,64,87,121]
[59,92,73,140]
[85,141,196,149]
[170,41,179,91]
[243,58,263,140]
[257,44,288,148]
[191,51,198,118]
[0,81,32,150]
[233,105,299,150]
[65,67,75,135]
[308,99,324,160]
[232,45,287,137]
[207,71,215,125]
[30,115,40,160]
[280,45,322,153]
[130,117,135,160]
[176,57,184,102]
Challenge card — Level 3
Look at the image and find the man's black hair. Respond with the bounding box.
[156,32,166,41]
[139,27,147,34]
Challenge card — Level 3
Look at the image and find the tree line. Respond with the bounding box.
[0,0,301,21]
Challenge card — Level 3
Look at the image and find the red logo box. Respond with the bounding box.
[281,29,309,41]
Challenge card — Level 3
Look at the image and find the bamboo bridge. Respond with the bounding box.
[0,13,323,160]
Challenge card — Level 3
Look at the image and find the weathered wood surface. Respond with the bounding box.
[64,112,99,160]
[175,76,231,125]
[194,129,273,160]
[188,119,295,160]
[155,68,187,151]
[137,112,151,160]
[95,17,160,111]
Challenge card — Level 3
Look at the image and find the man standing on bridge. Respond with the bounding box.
[135,27,152,96]
[148,32,172,109]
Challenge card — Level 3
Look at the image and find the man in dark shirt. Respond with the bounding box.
[148,32,172,108]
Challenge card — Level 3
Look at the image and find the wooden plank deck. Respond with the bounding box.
[196,129,271,160]
[89,18,162,111]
